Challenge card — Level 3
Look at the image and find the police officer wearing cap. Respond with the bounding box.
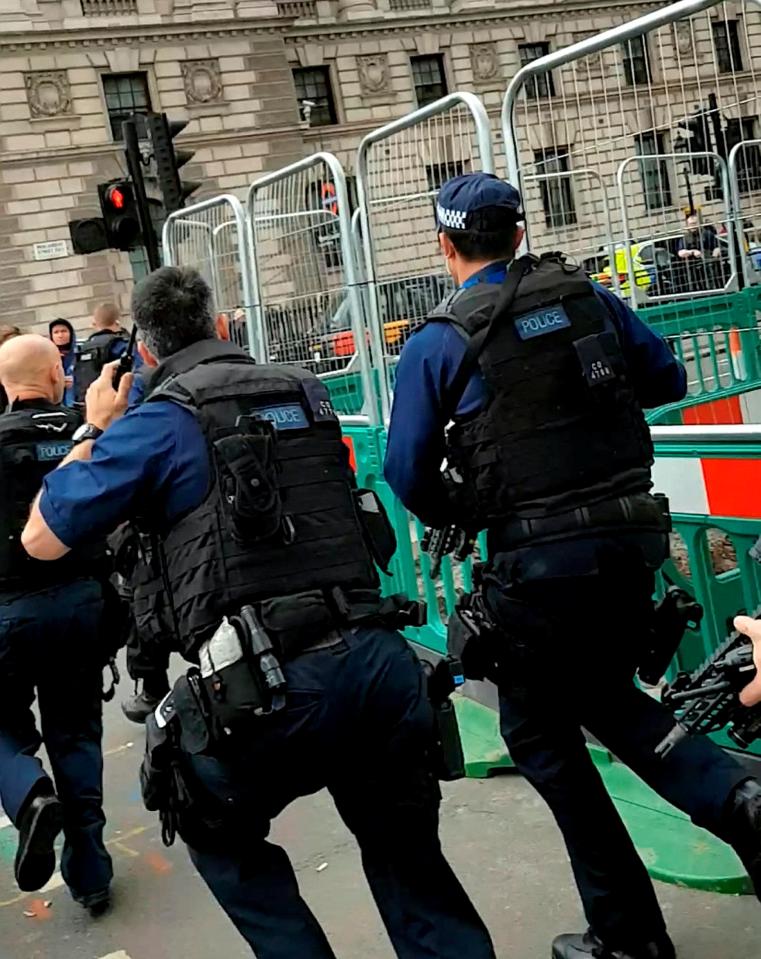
[22,266,496,959]
[385,173,761,959]
[0,334,112,914]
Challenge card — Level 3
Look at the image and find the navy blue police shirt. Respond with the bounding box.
[384,261,687,572]
[39,395,208,549]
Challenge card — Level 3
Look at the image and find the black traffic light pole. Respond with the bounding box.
[123,116,161,272]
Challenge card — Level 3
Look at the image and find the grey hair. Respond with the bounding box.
[131,266,215,360]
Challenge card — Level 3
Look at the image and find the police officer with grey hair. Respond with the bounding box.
[22,266,496,959]
[385,172,761,959]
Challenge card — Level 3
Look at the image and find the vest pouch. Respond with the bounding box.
[354,488,396,575]
[198,616,269,736]
[213,423,284,543]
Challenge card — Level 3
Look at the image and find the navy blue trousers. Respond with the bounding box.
[0,579,113,898]
[186,626,495,959]
[489,557,749,951]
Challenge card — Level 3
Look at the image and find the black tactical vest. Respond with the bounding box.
[74,329,130,404]
[136,339,380,657]
[426,255,654,528]
[0,401,100,590]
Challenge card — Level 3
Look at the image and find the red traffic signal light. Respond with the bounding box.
[106,185,126,210]
[98,179,141,251]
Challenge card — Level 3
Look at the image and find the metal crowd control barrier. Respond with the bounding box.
[356,92,495,422]
[162,194,258,359]
[502,0,761,308]
[246,153,376,422]
[729,138,761,289]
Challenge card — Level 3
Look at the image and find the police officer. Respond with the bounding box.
[22,266,496,959]
[384,173,761,959]
[0,334,112,914]
[73,302,141,406]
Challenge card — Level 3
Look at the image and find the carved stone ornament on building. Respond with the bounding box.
[470,43,499,83]
[673,21,695,58]
[181,59,224,106]
[25,71,72,118]
[357,54,390,96]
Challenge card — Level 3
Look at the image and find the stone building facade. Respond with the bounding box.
[1,0,759,335]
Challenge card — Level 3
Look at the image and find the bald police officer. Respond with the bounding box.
[0,334,112,914]
[385,173,761,959]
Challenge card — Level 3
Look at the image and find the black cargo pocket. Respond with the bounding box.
[213,423,283,543]
[354,488,397,574]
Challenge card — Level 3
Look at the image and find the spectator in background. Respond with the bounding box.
[677,214,722,260]
[48,319,77,406]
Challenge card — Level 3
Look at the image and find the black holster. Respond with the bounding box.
[422,656,466,781]
[447,586,500,684]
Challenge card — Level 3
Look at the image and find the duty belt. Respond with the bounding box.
[490,492,671,551]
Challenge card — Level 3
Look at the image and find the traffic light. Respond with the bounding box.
[98,179,142,251]
[146,112,200,214]
[675,108,713,176]
[69,217,108,255]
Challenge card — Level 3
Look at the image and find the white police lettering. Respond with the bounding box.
[36,441,73,461]
[515,305,571,341]
[253,403,308,430]
[589,360,613,380]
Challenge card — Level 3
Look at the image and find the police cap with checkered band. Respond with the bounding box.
[436,173,524,233]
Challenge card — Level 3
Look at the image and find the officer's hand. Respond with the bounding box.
[734,615,761,707]
[85,359,133,431]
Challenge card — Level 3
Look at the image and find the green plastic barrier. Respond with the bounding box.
[643,287,761,425]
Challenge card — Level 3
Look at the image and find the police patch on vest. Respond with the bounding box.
[36,440,73,461]
[514,305,571,340]
[251,403,309,430]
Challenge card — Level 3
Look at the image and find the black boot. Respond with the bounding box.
[14,794,64,892]
[121,683,164,724]
[724,778,761,900]
[552,930,676,959]
[72,885,111,918]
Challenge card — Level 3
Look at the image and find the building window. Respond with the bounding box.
[635,132,672,210]
[103,72,151,141]
[534,148,577,228]
[411,54,448,108]
[293,66,337,127]
[621,35,651,86]
[712,20,744,74]
[518,43,555,99]
[726,117,761,193]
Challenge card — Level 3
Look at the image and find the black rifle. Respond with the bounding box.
[656,611,761,758]
[421,656,466,781]
[421,525,476,579]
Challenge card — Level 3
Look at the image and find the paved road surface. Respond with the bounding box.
[1,651,760,959]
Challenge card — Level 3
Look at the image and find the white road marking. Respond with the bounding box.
[99,953,133,959]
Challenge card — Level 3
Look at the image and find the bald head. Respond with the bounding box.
[0,334,65,405]
[93,302,121,331]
